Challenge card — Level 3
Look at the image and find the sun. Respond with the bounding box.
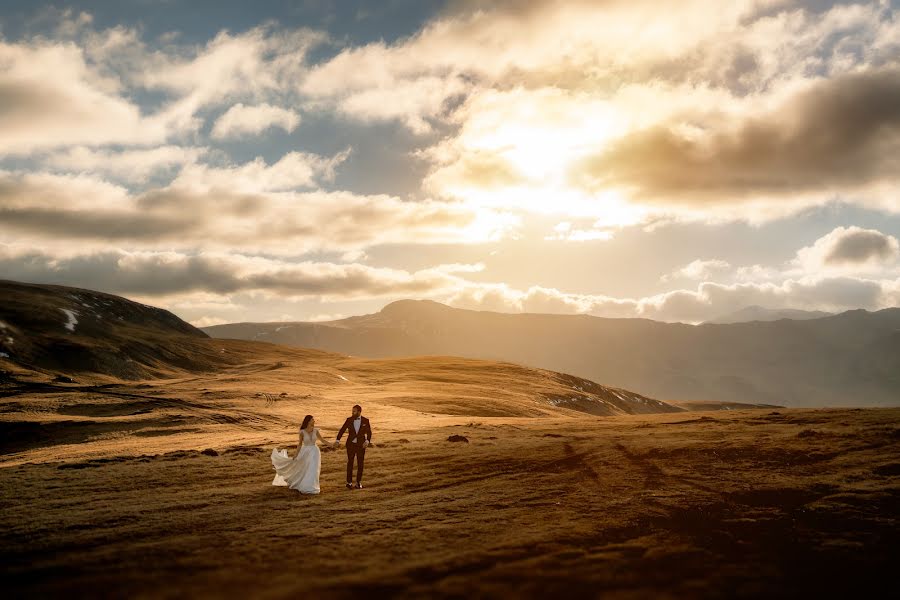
[432,91,644,230]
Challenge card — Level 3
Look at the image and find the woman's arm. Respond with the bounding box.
[315,428,327,444]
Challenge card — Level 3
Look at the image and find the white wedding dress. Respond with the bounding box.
[271,428,321,494]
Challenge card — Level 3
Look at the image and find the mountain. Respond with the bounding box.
[705,305,833,324]
[0,280,682,417]
[204,300,900,407]
[0,280,231,379]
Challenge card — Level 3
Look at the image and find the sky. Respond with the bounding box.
[1,0,899,326]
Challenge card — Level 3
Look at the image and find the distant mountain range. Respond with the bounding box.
[705,305,833,324]
[0,280,692,417]
[204,300,900,407]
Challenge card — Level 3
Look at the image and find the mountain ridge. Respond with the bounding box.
[0,280,686,417]
[705,305,834,324]
[204,300,900,407]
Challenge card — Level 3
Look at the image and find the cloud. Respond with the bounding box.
[576,67,900,217]
[168,150,348,193]
[0,246,469,301]
[443,224,900,322]
[0,166,510,255]
[210,103,301,139]
[43,145,208,183]
[303,0,740,131]
[0,40,171,154]
[0,22,326,156]
[544,222,614,242]
[820,227,900,265]
[446,275,898,324]
[3,233,895,326]
[301,1,898,135]
[661,259,732,282]
[795,226,900,272]
[391,2,900,225]
[140,26,325,112]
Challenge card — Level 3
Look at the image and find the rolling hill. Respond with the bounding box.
[704,305,833,324]
[0,279,234,380]
[204,300,900,407]
[0,280,682,418]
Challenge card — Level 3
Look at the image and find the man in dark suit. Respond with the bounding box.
[334,404,372,489]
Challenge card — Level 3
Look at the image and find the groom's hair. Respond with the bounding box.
[353,404,362,412]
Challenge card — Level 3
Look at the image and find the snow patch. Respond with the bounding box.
[338,374,349,382]
[59,308,79,332]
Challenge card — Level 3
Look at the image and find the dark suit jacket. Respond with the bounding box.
[337,416,372,444]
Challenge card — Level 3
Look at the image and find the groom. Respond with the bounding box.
[335,404,372,489]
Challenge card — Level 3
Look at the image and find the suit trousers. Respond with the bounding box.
[346,440,366,483]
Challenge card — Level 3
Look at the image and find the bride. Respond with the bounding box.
[271,415,328,494]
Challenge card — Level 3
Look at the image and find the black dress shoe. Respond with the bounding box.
[346,482,353,489]
[355,482,363,489]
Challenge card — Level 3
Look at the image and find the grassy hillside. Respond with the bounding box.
[205,300,900,406]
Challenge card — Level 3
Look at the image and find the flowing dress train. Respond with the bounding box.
[271,428,321,494]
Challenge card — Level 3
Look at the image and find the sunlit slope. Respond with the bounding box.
[206,299,900,406]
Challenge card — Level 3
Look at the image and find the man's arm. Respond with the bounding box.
[335,418,349,441]
[365,419,373,443]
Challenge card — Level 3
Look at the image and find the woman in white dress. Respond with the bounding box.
[271,415,327,494]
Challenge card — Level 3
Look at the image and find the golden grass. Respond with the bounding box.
[1,342,898,598]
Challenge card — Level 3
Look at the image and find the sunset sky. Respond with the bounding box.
[1,0,899,325]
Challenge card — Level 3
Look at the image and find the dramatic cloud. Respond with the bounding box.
[404,1,900,225]
[0,166,511,255]
[0,23,325,156]
[0,246,470,300]
[795,226,900,272]
[0,40,170,154]
[210,103,300,139]
[301,0,775,131]
[578,68,900,211]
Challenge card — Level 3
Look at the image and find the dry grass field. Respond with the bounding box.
[2,341,899,598]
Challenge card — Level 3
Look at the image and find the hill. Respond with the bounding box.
[204,300,900,407]
[0,279,235,380]
[705,305,833,324]
[0,280,682,418]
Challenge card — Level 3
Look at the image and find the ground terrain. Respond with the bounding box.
[2,349,898,598]
[1,281,898,598]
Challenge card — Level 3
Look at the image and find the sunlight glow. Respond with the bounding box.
[430,90,649,233]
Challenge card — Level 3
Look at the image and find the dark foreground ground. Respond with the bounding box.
[2,407,899,599]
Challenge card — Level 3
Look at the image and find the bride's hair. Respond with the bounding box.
[300,415,314,430]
